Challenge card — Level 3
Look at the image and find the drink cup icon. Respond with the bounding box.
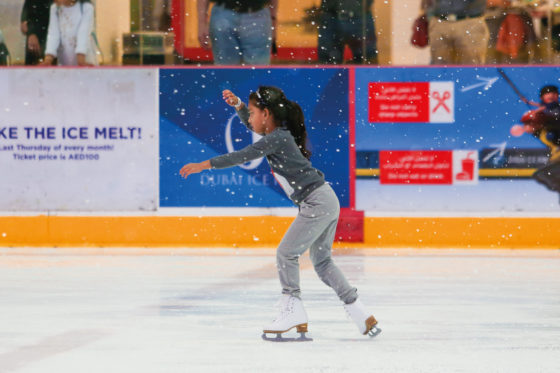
[456,152,475,181]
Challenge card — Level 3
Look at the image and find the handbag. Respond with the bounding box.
[411,15,429,48]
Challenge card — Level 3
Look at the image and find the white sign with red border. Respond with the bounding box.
[369,81,455,123]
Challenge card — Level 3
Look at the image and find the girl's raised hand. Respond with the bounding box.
[222,90,241,107]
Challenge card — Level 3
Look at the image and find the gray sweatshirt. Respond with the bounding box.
[209,106,325,205]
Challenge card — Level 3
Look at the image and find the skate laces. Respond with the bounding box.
[272,296,295,322]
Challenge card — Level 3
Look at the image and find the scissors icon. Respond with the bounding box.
[432,91,451,113]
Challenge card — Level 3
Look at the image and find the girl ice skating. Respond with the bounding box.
[180,86,380,341]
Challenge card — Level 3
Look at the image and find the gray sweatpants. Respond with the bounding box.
[277,183,358,304]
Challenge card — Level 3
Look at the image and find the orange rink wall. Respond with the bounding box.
[0,215,558,249]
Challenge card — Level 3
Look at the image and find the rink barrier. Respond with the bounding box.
[0,216,558,249]
[2,66,559,249]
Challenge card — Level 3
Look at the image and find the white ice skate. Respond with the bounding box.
[262,294,312,342]
[344,298,381,337]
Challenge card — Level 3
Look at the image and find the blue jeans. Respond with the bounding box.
[318,13,377,64]
[209,4,272,65]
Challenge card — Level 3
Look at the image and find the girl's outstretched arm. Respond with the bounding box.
[179,160,211,180]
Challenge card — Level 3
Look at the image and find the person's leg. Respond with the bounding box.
[429,18,454,65]
[454,17,490,64]
[318,15,344,64]
[276,185,338,298]
[533,161,560,192]
[344,15,377,64]
[24,41,33,65]
[266,190,334,337]
[306,185,379,336]
[309,218,358,304]
[209,5,242,65]
[237,7,271,65]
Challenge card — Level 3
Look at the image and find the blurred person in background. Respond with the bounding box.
[41,0,98,66]
[521,85,560,203]
[197,0,278,65]
[421,0,489,64]
[486,0,537,64]
[0,29,10,66]
[317,0,377,64]
[153,0,172,32]
[20,0,52,65]
[140,0,172,32]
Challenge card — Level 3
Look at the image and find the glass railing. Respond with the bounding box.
[1,0,559,66]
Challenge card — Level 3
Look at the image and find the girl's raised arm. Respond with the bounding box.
[222,90,244,109]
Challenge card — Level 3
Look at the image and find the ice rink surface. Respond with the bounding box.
[0,247,559,373]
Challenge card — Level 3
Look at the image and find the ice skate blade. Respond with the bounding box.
[366,326,382,338]
[261,332,313,342]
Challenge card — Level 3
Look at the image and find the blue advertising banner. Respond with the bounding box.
[354,67,560,212]
[160,68,350,208]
